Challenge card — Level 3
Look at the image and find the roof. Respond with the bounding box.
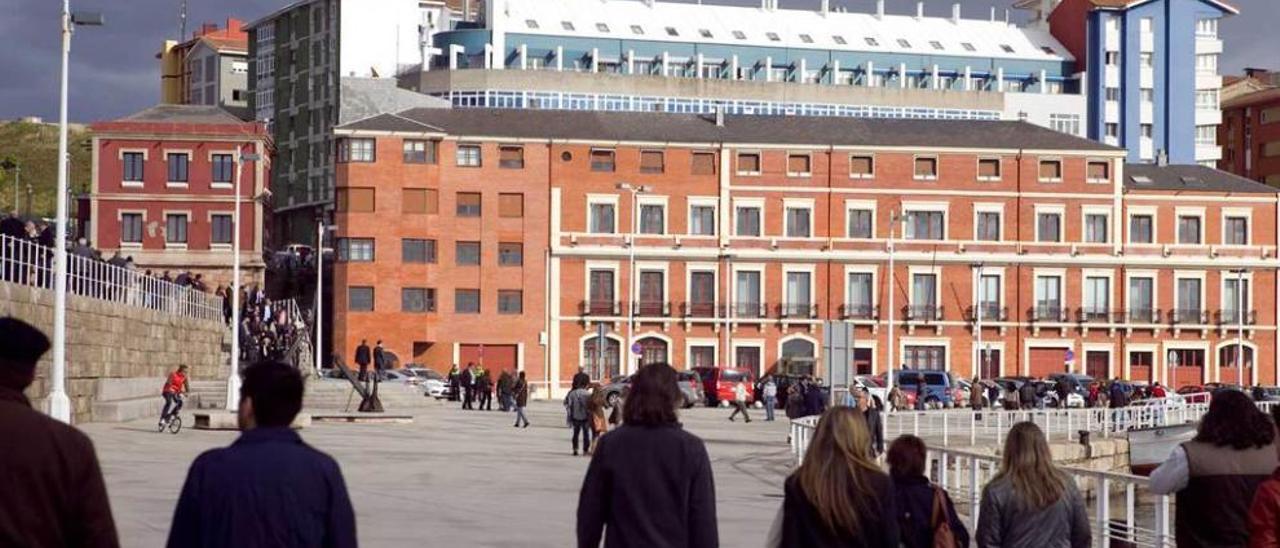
[497,0,1074,62]
[1222,86,1280,109]
[1086,0,1238,14]
[119,104,252,124]
[1124,164,1278,194]
[338,77,450,125]
[244,0,316,30]
[90,104,263,136]
[338,108,1120,152]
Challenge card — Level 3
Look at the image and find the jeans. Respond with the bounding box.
[764,396,776,421]
[514,405,530,427]
[570,419,593,453]
[161,393,184,420]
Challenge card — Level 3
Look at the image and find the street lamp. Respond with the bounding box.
[316,222,336,377]
[616,182,651,374]
[885,210,901,403]
[224,148,262,411]
[49,1,102,423]
[0,159,19,213]
[1229,268,1248,385]
[972,262,985,380]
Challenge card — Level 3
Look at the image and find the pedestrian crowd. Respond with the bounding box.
[443,362,533,427]
[234,285,299,363]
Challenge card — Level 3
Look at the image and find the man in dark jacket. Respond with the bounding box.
[1055,379,1072,409]
[372,340,387,375]
[858,390,885,456]
[1108,379,1129,408]
[0,318,119,548]
[496,370,513,412]
[167,361,356,548]
[353,339,371,382]
[914,375,928,410]
[1019,381,1038,410]
[461,363,475,410]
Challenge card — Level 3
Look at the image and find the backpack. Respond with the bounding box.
[568,390,590,421]
[929,487,959,548]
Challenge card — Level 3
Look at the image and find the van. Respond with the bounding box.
[879,369,963,408]
[692,367,756,406]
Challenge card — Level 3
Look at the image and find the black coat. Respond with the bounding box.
[577,424,717,548]
[781,472,898,548]
[865,407,884,455]
[354,344,371,367]
[893,475,970,548]
[0,216,23,239]
[372,346,386,370]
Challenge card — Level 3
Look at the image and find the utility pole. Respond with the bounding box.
[178,0,187,40]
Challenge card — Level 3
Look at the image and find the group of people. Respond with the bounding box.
[562,370,621,456]
[236,287,298,364]
[446,363,532,427]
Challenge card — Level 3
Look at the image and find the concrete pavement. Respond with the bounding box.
[81,399,795,547]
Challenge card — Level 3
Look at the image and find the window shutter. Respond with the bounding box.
[1039,160,1062,179]
[341,187,375,212]
[978,158,1000,178]
[640,151,664,173]
[691,152,715,175]
[787,154,810,174]
[498,193,523,218]
[499,146,524,167]
[403,189,427,213]
[738,153,760,173]
[914,157,936,177]
[1087,161,1109,181]
[849,155,873,176]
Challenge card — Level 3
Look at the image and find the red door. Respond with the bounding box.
[1085,351,1109,380]
[1029,348,1067,378]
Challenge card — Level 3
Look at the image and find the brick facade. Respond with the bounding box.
[1220,88,1280,187]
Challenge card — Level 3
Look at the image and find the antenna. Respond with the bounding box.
[178,0,188,39]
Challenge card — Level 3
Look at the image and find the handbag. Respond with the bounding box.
[929,486,958,548]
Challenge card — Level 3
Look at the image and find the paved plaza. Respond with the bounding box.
[82,400,796,547]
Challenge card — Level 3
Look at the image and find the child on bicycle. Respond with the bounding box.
[160,364,190,426]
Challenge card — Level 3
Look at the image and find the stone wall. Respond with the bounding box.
[0,281,227,423]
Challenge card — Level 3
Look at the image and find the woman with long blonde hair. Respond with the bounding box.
[976,421,1090,548]
[773,406,898,547]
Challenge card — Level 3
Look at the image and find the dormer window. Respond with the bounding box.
[766,32,781,42]
[630,25,644,35]
[561,21,575,31]
[732,30,747,39]
[699,29,713,38]
[596,23,610,32]
[799,34,814,43]
[865,37,880,47]
[525,19,539,29]
[1000,44,1015,53]
[929,41,944,50]
[961,42,976,51]
[897,39,911,48]
[665,26,679,36]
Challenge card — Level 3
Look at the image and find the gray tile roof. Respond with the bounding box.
[1125,164,1279,194]
[337,108,1122,152]
[117,104,252,124]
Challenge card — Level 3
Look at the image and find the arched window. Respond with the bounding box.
[583,337,621,379]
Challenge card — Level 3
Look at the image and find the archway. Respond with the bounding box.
[779,337,817,377]
[582,336,621,380]
[637,336,669,367]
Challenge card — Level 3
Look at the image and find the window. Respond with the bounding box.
[589,202,616,233]
[639,150,664,174]
[847,209,873,239]
[1037,212,1061,242]
[910,273,937,319]
[1176,278,1202,319]
[1140,124,1153,138]
[122,152,144,182]
[1085,214,1108,243]
[1196,90,1219,109]
[1129,277,1154,322]
[732,30,747,39]
[1196,53,1217,73]
[1105,87,1121,101]
[498,242,523,266]
[498,145,524,169]
[849,155,874,178]
[689,205,715,236]
[1041,46,1056,55]
[498,290,523,314]
[402,239,436,263]
[961,42,976,51]
[785,206,811,238]
[335,188,373,213]
[561,21,575,31]
[166,153,189,183]
[402,288,435,313]
[456,192,481,217]
[736,206,762,237]
[498,193,523,218]
[1177,215,1202,244]
[689,271,715,316]
[976,211,1000,241]
[1140,89,1155,103]
[456,144,481,167]
[1225,216,1248,245]
[455,289,480,313]
[165,214,188,244]
[338,138,375,162]
[896,38,911,48]
[786,154,811,176]
[832,35,847,45]
[1084,277,1110,318]
[691,152,715,175]
[211,154,233,184]
[1196,18,1218,37]
[1035,275,1062,319]
[590,149,615,172]
[765,32,780,41]
[846,273,873,318]
[737,153,761,175]
[1224,277,1250,323]
[904,211,944,240]
[700,29,714,38]
[929,40,944,51]
[640,204,665,234]
[402,188,438,214]
[1129,214,1154,243]
[630,25,644,35]
[1038,160,1062,182]
[785,272,812,316]
[977,274,1000,320]
[456,241,481,266]
[1050,114,1080,136]
[1000,44,1015,53]
[403,140,435,164]
[1087,161,1109,182]
[211,214,233,245]
[596,23,610,32]
[120,213,143,244]
[1195,126,1216,146]
[913,157,937,180]
[525,19,539,29]
[665,26,680,37]
[348,287,374,312]
[977,158,1001,181]
[735,270,762,317]
[1105,123,1119,138]
[1139,52,1153,68]
[337,238,374,262]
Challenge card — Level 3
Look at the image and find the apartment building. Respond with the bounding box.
[89,105,270,286]
[1220,85,1280,188]
[329,108,1280,395]
[157,19,250,110]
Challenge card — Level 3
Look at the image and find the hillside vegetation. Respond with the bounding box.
[0,120,93,218]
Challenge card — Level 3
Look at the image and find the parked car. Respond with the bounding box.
[1038,380,1086,408]
[602,373,700,408]
[877,370,963,409]
[1175,384,1212,404]
[1046,373,1094,396]
[851,375,887,409]
[692,367,756,406]
[677,370,705,408]
[1251,386,1280,402]
[406,367,448,398]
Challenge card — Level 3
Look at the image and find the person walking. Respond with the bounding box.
[804,379,827,417]
[461,363,475,410]
[1151,381,1167,399]
[914,374,928,411]
[1150,390,1277,546]
[888,435,969,548]
[497,370,513,412]
[0,318,119,548]
[971,377,985,419]
[577,362,718,548]
[588,386,609,454]
[353,340,371,383]
[762,375,778,421]
[565,378,593,456]
[767,406,898,547]
[858,390,885,457]
[372,340,387,377]
[728,380,752,423]
[975,422,1090,548]
[447,364,460,402]
[512,371,530,428]
[1018,380,1037,411]
[1055,379,1071,409]
[478,370,494,411]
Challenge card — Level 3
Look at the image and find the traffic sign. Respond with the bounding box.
[631,342,642,354]
[1064,349,1076,363]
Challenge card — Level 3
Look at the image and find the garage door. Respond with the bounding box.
[1028,347,1067,378]
[459,344,519,371]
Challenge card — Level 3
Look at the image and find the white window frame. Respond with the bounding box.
[686,197,717,237]
[685,339,719,370]
[118,148,149,187]
[586,194,619,235]
[1174,270,1208,315]
[685,262,719,309]
[1125,269,1159,321]
[733,197,765,238]
[973,203,1003,242]
[207,150,237,189]
[975,156,1003,182]
[1175,207,1206,245]
[782,264,817,312]
[1081,205,1111,244]
[1221,208,1253,246]
[206,211,234,249]
[731,263,766,317]
[843,265,879,314]
[1220,271,1254,320]
[782,198,815,239]
[844,199,877,239]
[1127,206,1158,245]
[584,260,621,313]
[735,150,762,176]
[1081,268,1115,315]
[848,153,875,179]
[1034,204,1066,243]
[902,201,948,241]
[635,261,670,311]
[972,266,1006,314]
[117,209,146,248]
[636,195,669,236]
[1033,267,1066,319]
[162,210,191,249]
[164,149,193,188]
[907,265,943,318]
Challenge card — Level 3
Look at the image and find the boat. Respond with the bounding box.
[1128,422,1197,476]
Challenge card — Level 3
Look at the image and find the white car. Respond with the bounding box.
[406,367,448,398]
[852,375,889,409]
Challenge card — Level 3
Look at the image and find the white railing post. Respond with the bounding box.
[1125,483,1136,545]
[913,411,920,437]
[970,410,977,445]
[1097,476,1110,545]
[968,456,981,532]
[943,411,950,446]
[1155,495,1170,547]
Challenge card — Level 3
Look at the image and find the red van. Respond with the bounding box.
[692,367,756,406]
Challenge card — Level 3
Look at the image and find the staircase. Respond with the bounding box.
[189,380,228,410]
[303,380,440,412]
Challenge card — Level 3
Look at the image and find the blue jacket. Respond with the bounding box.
[166,427,357,548]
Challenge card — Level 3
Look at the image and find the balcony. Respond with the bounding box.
[680,301,719,319]
[1029,305,1068,323]
[1075,307,1113,324]
[632,300,671,317]
[1126,308,1161,324]
[1169,308,1208,325]
[779,303,819,319]
[580,300,621,316]
[904,304,942,322]
[731,302,767,320]
[1215,309,1257,326]
[965,303,1007,322]
[840,303,879,321]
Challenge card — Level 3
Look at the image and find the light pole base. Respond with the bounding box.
[224,371,241,411]
[47,390,72,424]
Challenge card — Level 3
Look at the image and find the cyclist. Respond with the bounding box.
[160,364,190,427]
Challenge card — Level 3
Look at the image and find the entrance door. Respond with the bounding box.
[637,337,668,367]
[583,337,621,379]
[736,347,762,376]
[977,349,1001,379]
[1129,351,1154,384]
[853,348,873,375]
[1085,351,1109,380]
[1029,347,1067,378]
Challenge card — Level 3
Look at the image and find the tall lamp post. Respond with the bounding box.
[615,182,651,374]
[49,2,102,423]
[224,148,262,411]
[885,210,901,404]
[972,262,985,380]
[1229,268,1247,385]
[316,222,336,376]
[0,160,19,213]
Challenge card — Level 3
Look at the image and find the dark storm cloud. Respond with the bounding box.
[0,0,1274,123]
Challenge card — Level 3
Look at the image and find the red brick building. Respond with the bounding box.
[332,109,1280,396]
[90,105,270,286]
[1220,86,1280,187]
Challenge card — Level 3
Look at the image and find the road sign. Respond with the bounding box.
[631,342,642,355]
[1064,349,1076,363]
[822,321,854,391]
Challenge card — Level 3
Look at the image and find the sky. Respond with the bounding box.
[0,0,1275,123]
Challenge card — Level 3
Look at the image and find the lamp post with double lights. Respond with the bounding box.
[316,222,336,376]
[885,210,903,403]
[616,182,652,374]
[972,262,986,380]
[1229,268,1247,385]
[224,148,262,410]
[49,1,103,422]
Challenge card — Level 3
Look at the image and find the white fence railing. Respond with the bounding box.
[0,233,223,322]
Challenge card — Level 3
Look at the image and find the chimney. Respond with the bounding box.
[916,2,924,19]
[226,18,243,33]
[990,6,996,21]
[715,107,725,127]
[1156,150,1169,166]
[820,0,830,15]
[876,0,885,19]
[951,3,961,23]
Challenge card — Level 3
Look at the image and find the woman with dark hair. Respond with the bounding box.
[577,362,718,548]
[772,406,898,547]
[888,435,969,548]
[976,421,1089,548]
[1151,389,1277,546]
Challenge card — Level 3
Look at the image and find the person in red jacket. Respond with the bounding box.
[1248,407,1280,546]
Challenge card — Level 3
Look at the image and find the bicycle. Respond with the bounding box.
[158,395,184,434]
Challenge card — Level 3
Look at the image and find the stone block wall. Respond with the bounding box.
[0,281,227,423]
